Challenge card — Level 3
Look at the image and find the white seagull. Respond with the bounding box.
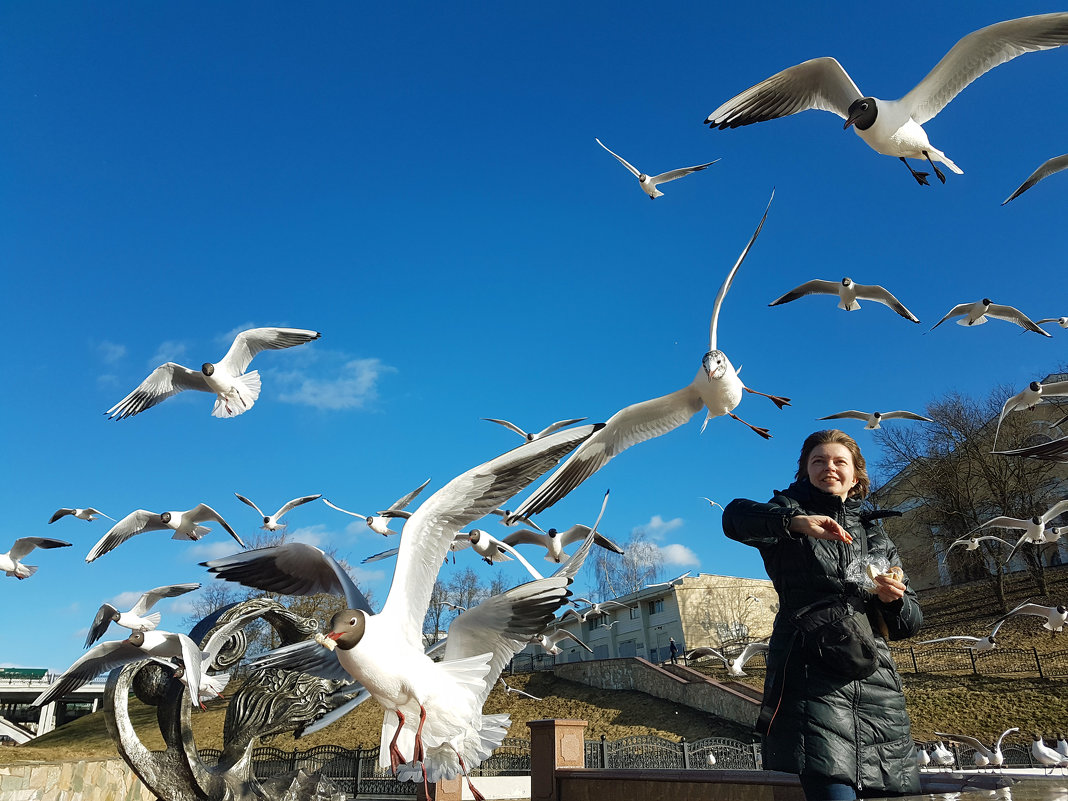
[994,379,1068,445]
[686,641,769,677]
[928,299,1050,336]
[506,195,787,521]
[531,626,593,656]
[769,277,919,323]
[993,599,1068,633]
[86,504,245,563]
[234,492,323,531]
[976,500,1068,564]
[1003,155,1068,205]
[817,410,932,429]
[594,138,719,199]
[106,326,321,420]
[84,582,201,648]
[201,425,599,792]
[49,507,114,524]
[482,417,588,442]
[937,728,1019,768]
[917,617,1008,651]
[1036,316,1068,330]
[503,524,624,564]
[931,741,956,767]
[32,629,203,710]
[322,478,432,537]
[941,534,1013,564]
[498,678,542,701]
[1,537,71,580]
[705,14,1068,185]
[1031,734,1068,771]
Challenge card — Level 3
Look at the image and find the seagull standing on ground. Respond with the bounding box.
[1031,734,1068,772]
[322,478,432,537]
[594,138,719,199]
[928,299,1050,335]
[705,14,1068,185]
[1003,155,1068,204]
[936,728,1018,769]
[106,327,322,419]
[769,277,919,322]
[84,582,201,648]
[817,410,933,429]
[506,194,787,521]
[234,493,323,532]
[86,504,245,563]
[1,537,72,580]
[49,508,114,524]
[931,741,956,767]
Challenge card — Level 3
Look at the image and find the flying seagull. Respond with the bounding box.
[49,507,115,524]
[106,327,321,420]
[84,582,201,648]
[1003,155,1068,204]
[917,616,1008,651]
[769,277,919,322]
[974,499,1068,564]
[928,299,1050,336]
[705,13,1068,185]
[594,138,719,199]
[531,625,593,656]
[993,599,1068,633]
[482,417,588,442]
[1036,317,1068,330]
[498,678,542,701]
[686,641,769,676]
[86,504,245,563]
[1,537,71,580]
[817,410,933,429]
[503,523,624,564]
[940,534,1013,564]
[234,492,323,531]
[322,477,432,537]
[506,194,787,522]
[993,379,1068,446]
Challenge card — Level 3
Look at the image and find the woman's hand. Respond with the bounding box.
[787,514,853,543]
[872,573,906,604]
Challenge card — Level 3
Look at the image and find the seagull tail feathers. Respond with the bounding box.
[958,316,987,327]
[211,371,262,418]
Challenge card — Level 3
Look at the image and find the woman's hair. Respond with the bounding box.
[795,429,870,499]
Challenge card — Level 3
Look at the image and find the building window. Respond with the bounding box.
[630,606,640,619]
[647,599,663,615]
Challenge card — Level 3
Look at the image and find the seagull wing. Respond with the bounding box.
[1003,154,1068,204]
[9,537,72,560]
[383,477,433,514]
[49,509,75,524]
[188,503,245,548]
[130,582,201,617]
[880,411,934,422]
[936,732,992,758]
[996,602,1051,626]
[929,303,973,332]
[706,57,862,127]
[86,511,167,562]
[917,636,979,645]
[686,646,727,664]
[276,494,324,518]
[380,424,599,649]
[234,493,265,518]
[649,160,720,185]
[491,540,546,581]
[1040,499,1068,523]
[768,279,841,307]
[534,417,589,438]
[106,363,210,420]
[84,604,118,649]
[985,304,1050,335]
[216,327,321,376]
[322,499,366,520]
[361,547,400,564]
[817,411,870,421]
[595,138,641,178]
[250,638,352,682]
[1001,530,1034,565]
[483,418,528,437]
[87,508,116,521]
[979,515,1028,531]
[853,284,920,322]
[737,641,771,666]
[903,13,1068,124]
[33,640,145,707]
[1039,380,1068,398]
[510,386,705,520]
[202,542,372,613]
[502,529,549,548]
[709,190,773,350]
[559,525,626,556]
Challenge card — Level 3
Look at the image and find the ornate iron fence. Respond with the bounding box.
[470,737,530,776]
[584,734,762,770]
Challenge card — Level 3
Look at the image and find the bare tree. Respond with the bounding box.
[590,527,663,601]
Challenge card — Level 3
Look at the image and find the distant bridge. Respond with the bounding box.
[0,672,107,743]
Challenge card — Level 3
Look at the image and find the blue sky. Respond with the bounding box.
[3,2,1066,673]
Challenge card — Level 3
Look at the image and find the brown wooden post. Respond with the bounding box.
[416,775,462,801]
[528,718,589,801]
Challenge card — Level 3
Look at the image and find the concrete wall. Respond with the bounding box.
[554,658,759,727]
[0,757,154,801]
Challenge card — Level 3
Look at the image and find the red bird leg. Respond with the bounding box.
[456,754,485,801]
[413,705,427,763]
[389,710,407,775]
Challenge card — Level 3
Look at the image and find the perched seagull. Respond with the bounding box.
[322,477,432,537]
[769,277,919,323]
[916,748,931,770]
[482,417,588,442]
[817,410,933,429]
[0,537,71,580]
[928,299,1050,336]
[941,534,1014,564]
[86,504,244,563]
[498,678,541,701]
[1003,155,1068,204]
[1031,734,1068,772]
[32,630,203,710]
[106,327,322,420]
[84,582,201,648]
[917,617,1008,651]
[594,138,719,199]
[937,728,1019,768]
[1057,734,1068,760]
[1036,317,1068,329]
[49,507,114,524]
[704,14,1068,185]
[503,524,624,564]
[993,599,1068,633]
[976,500,1068,564]
[994,380,1068,445]
[507,195,787,521]
[931,741,956,767]
[686,642,769,677]
[201,426,599,791]
[234,492,323,532]
[531,626,593,656]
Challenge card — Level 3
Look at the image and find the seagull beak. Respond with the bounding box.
[326,631,342,641]
[843,111,860,130]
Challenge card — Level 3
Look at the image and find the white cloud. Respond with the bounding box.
[657,543,700,567]
[632,514,685,540]
[149,340,188,368]
[216,322,259,347]
[284,524,327,547]
[186,540,244,561]
[108,590,144,609]
[97,341,127,364]
[277,357,394,411]
[164,597,198,616]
